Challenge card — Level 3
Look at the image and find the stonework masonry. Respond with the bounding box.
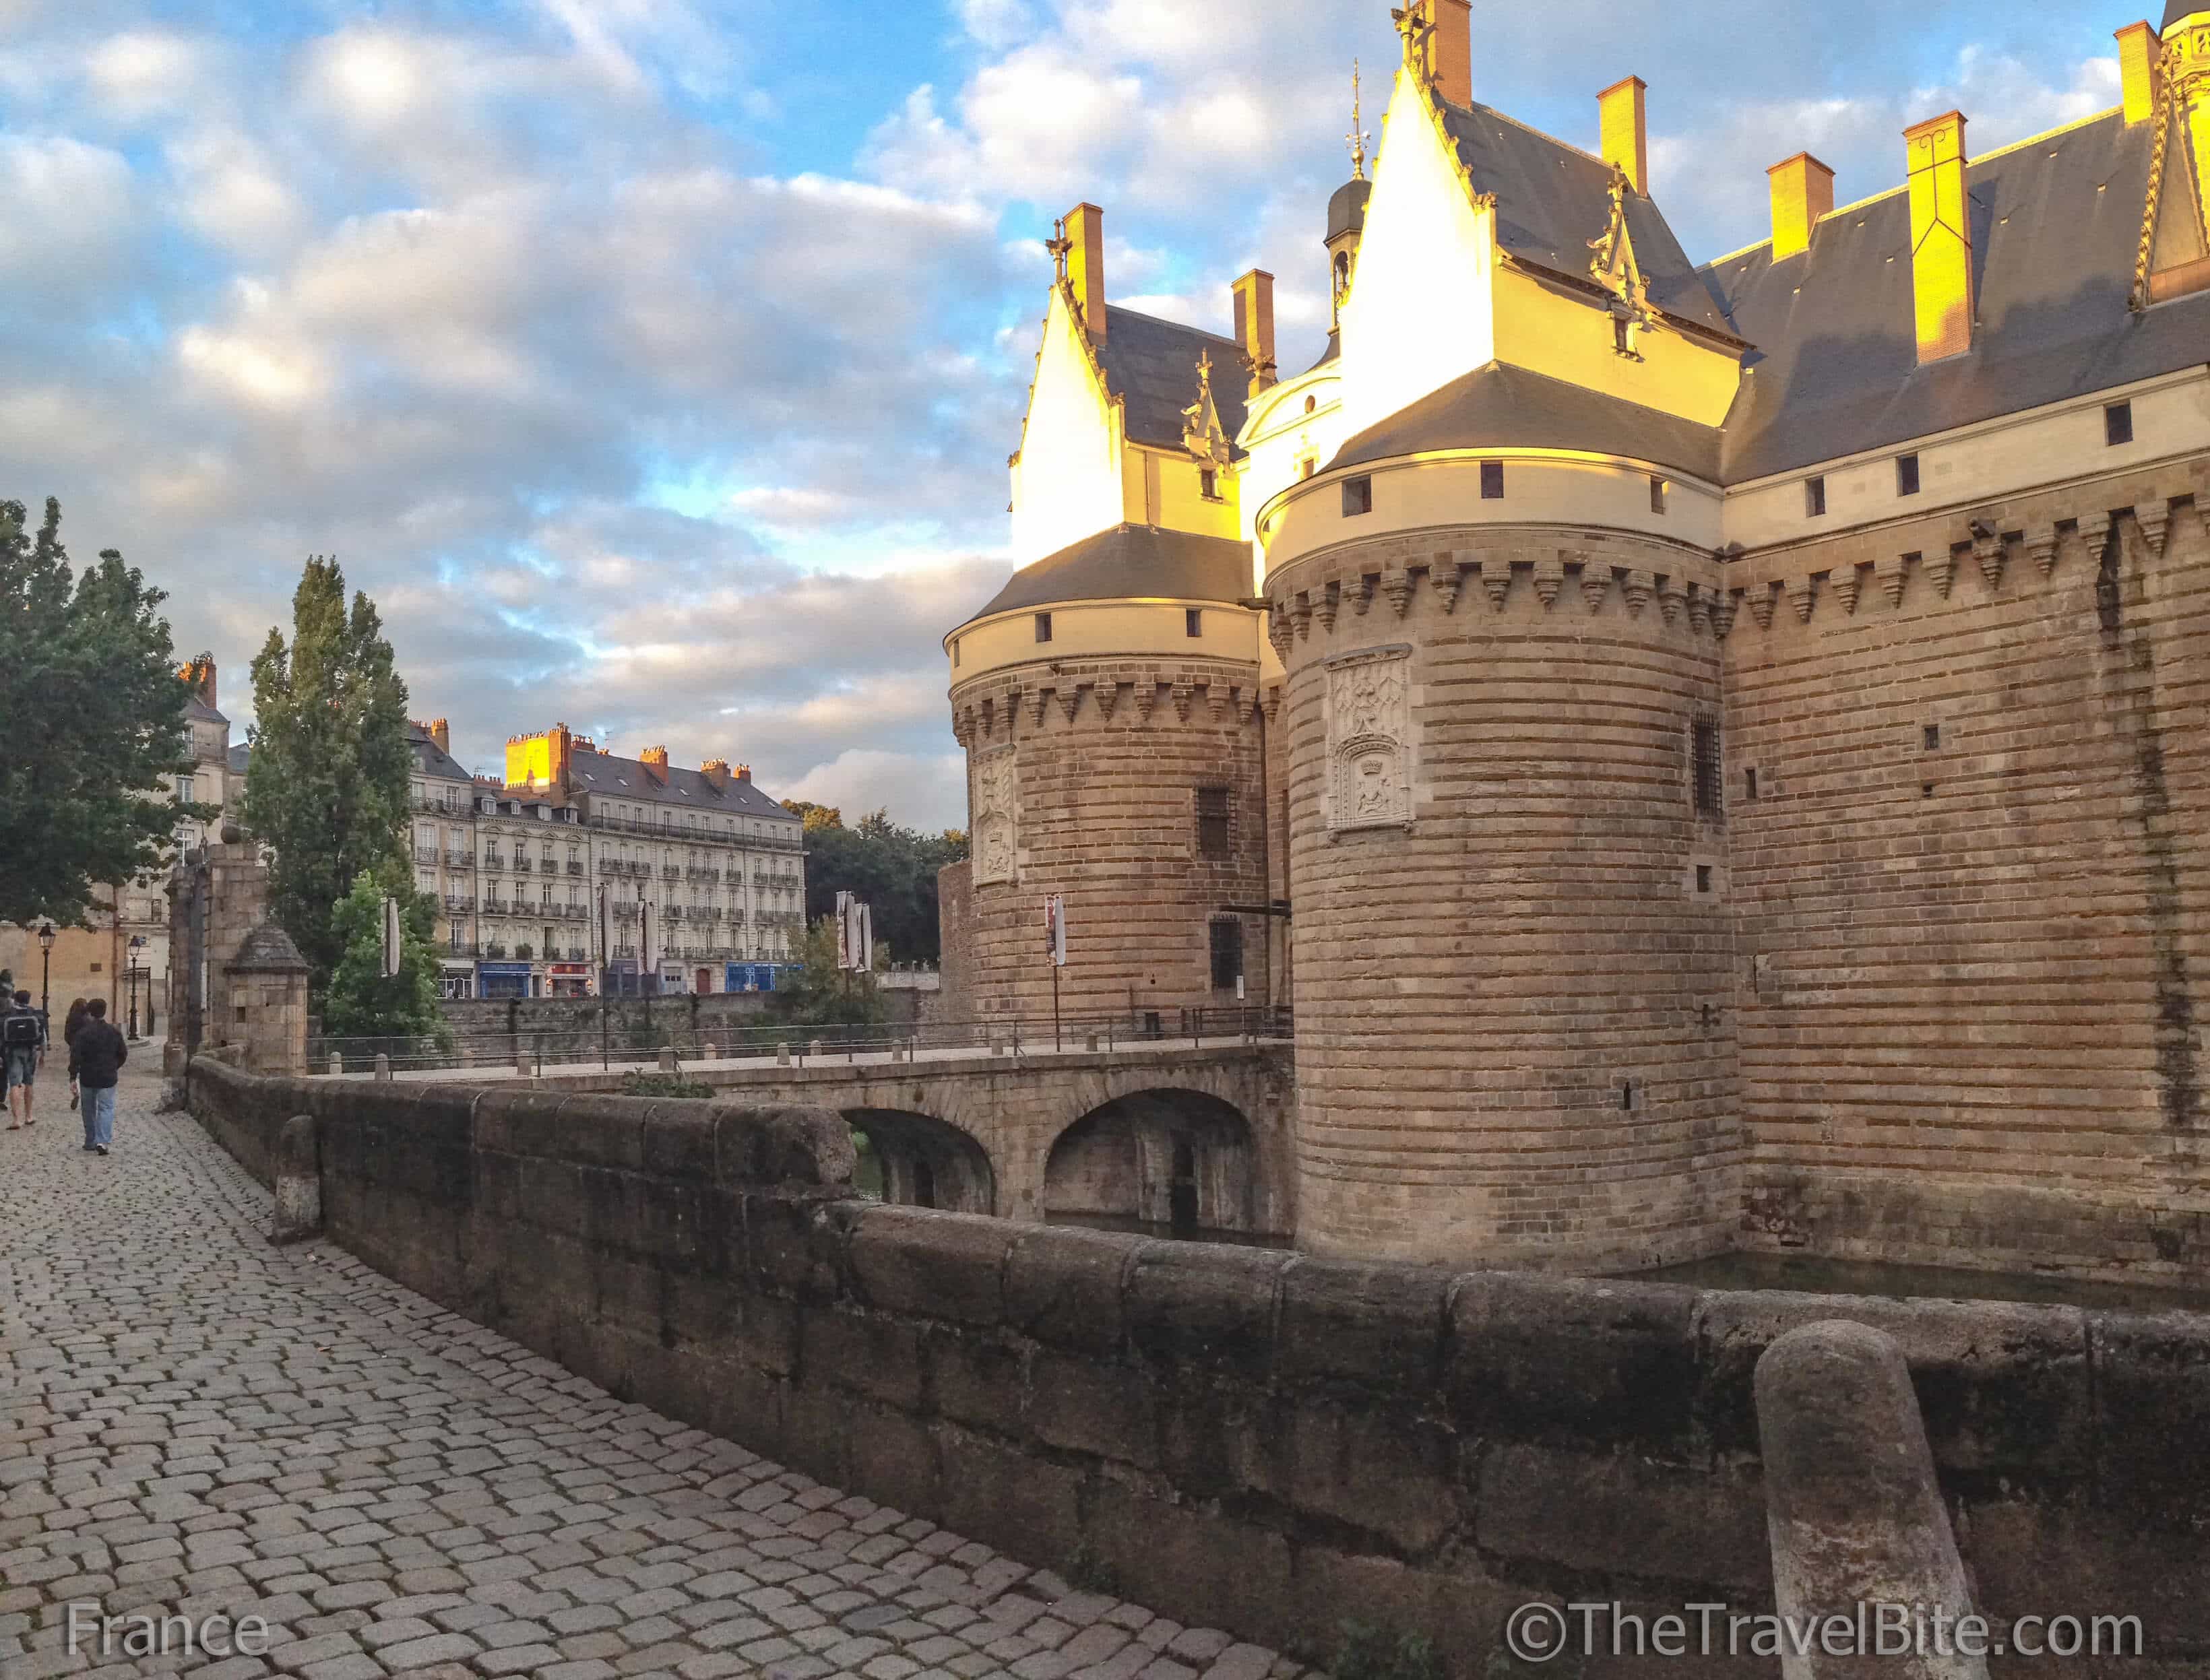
[951,655,1274,1024]
[185,1057,2210,1673]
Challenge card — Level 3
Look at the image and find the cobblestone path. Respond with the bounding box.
[1,1077,1316,1680]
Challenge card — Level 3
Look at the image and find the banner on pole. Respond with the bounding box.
[1044,894,1067,967]
[381,897,402,978]
[836,893,873,972]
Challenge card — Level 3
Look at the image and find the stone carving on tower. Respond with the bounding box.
[1326,647,1413,833]
[971,749,1019,884]
[1589,164,1656,354]
[1182,351,1229,466]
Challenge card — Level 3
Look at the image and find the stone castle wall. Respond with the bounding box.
[187,1056,2210,1673]
[951,654,1271,1025]
[1265,529,1744,1269]
[1727,467,2210,1279]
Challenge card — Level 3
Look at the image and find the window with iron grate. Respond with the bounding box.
[1196,785,1231,858]
[1209,917,1243,990]
[1691,719,1724,818]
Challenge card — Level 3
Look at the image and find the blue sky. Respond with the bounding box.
[0,0,2133,836]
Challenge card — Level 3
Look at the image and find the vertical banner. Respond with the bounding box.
[858,902,873,972]
[835,893,873,972]
[381,896,402,978]
[835,891,854,970]
[641,900,654,977]
[1044,894,1067,966]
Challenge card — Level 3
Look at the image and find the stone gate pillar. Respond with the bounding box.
[222,921,311,1075]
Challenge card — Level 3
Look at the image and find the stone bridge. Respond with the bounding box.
[484,1041,1299,1239]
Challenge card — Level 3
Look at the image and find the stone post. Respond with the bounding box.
[221,920,311,1076]
[1755,1320,1988,1679]
[514,1045,532,1077]
[375,1053,391,1082]
[327,1052,342,1077]
[777,1042,791,1066]
[658,1047,677,1072]
[270,1115,322,1245]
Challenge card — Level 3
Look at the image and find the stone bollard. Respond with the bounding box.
[327,1052,342,1077]
[776,1041,791,1066]
[659,1047,677,1072]
[373,1052,391,1083]
[515,1047,532,1077]
[809,1039,824,1061]
[270,1115,322,1245]
[1085,1033,1100,1052]
[1756,1320,1988,1680]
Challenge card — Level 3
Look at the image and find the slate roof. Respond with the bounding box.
[186,697,226,725]
[227,744,249,777]
[1436,101,1735,337]
[1097,306,1251,454]
[1330,360,1726,483]
[964,524,1255,623]
[228,919,307,973]
[567,749,797,821]
[2167,0,2195,26]
[1703,109,2210,484]
[407,725,474,784]
[1328,178,1371,245]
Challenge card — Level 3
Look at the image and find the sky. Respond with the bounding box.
[0,0,2133,832]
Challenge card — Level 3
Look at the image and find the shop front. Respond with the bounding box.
[439,961,476,1000]
[547,962,591,998]
[477,961,534,1000]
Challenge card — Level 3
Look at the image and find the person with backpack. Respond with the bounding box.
[67,998,125,1155]
[3,989,46,1129]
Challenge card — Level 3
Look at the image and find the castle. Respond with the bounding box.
[942,1,2210,1279]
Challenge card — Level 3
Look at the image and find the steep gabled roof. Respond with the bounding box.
[1703,109,2210,484]
[567,750,795,820]
[408,725,473,784]
[1434,100,1734,337]
[963,523,1253,624]
[1097,306,1251,454]
[1330,360,1724,483]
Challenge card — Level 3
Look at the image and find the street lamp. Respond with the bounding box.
[35,919,55,1026]
[127,934,148,1039]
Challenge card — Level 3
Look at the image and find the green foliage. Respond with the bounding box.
[241,556,413,1000]
[321,870,450,1042]
[618,1070,714,1099]
[1335,1623,1442,1680]
[0,498,200,926]
[780,802,970,963]
[766,915,888,1028]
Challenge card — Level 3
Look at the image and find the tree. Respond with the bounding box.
[321,870,449,1041]
[240,557,414,999]
[781,802,970,963]
[0,498,198,926]
[767,915,886,1028]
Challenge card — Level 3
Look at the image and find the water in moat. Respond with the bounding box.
[1633,1249,2210,1314]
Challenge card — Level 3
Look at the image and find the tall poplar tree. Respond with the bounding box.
[240,557,414,998]
[0,498,197,926]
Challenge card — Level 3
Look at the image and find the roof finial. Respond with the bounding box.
[1390,5,1432,75]
[1347,59,1370,180]
[1045,216,1071,284]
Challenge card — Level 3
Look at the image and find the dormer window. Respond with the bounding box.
[1614,314,1631,355]
[1199,467,1220,501]
[1342,476,1373,516]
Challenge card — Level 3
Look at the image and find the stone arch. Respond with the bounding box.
[844,1107,997,1215]
[1043,1087,1258,1237]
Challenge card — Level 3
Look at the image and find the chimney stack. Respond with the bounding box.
[736,764,753,783]
[1407,0,1472,109]
[1067,202,1107,344]
[1599,76,1649,195]
[430,718,450,754]
[179,653,217,711]
[1903,111,1974,364]
[639,746,670,782]
[2118,22,2164,125]
[1232,270,1277,399]
[701,758,730,789]
[1767,152,1835,261]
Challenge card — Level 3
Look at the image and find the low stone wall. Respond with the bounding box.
[439,992,775,1037]
[187,1058,2210,1673]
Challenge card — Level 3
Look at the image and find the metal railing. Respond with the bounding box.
[514,857,534,873]
[567,861,586,876]
[309,1004,1292,1078]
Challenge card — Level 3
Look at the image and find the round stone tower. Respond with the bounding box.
[946,525,1273,1029]
[1257,365,1742,1270]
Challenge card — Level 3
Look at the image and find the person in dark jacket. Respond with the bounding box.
[67,998,126,1155]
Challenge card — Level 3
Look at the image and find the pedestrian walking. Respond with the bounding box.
[61,998,88,1119]
[67,998,125,1156]
[3,988,45,1129]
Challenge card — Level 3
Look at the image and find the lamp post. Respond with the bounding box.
[35,919,55,1026]
[127,934,147,1039]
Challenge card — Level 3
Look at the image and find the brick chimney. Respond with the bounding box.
[429,718,450,754]
[2118,21,2164,125]
[1903,111,1973,364]
[178,653,216,711]
[1404,1,1472,109]
[1599,75,1649,195]
[736,764,753,783]
[1067,202,1107,344]
[504,723,573,794]
[639,746,670,783]
[1232,269,1277,398]
[1767,152,1835,261]
[701,758,731,789]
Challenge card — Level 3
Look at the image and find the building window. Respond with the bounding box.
[1923,723,1940,751]
[1342,476,1372,516]
[1199,468,1220,500]
[1649,475,1667,515]
[1896,453,1920,496]
[175,775,196,803]
[1613,315,1631,354]
[1034,612,1053,643]
[1804,476,1827,517]
[1691,719,1723,818]
[1208,917,1243,990]
[2106,401,2133,446]
[1744,766,1759,800]
[1695,864,1713,894]
[1304,394,1317,414]
[1195,786,1231,858]
[1480,461,1505,499]
[1185,608,1203,638]
[952,639,961,668]
[1299,456,1316,480]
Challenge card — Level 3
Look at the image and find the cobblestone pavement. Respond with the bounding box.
[1,1076,1319,1680]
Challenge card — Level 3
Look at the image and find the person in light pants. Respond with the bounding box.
[67,998,126,1155]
